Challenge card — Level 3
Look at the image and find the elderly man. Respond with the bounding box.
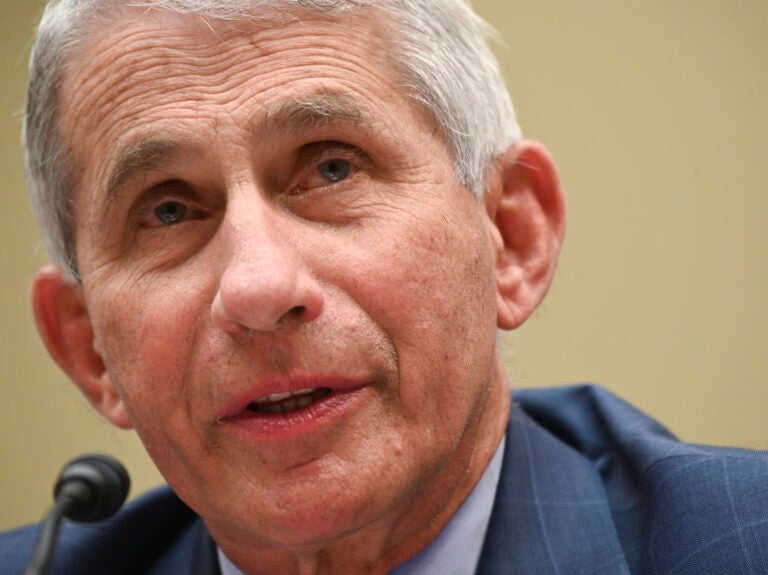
[2,0,767,574]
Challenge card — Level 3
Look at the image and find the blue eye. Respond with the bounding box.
[154,201,188,225]
[318,159,351,183]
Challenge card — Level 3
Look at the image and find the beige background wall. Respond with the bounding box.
[1,1,766,530]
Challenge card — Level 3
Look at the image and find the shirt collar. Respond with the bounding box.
[218,438,505,575]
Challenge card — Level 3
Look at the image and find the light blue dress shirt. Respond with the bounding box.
[218,438,505,575]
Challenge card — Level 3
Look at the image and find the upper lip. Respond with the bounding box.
[217,374,372,420]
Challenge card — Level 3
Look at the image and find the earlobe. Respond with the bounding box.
[31,265,132,429]
[486,140,566,330]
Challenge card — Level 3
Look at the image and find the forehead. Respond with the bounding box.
[57,6,416,192]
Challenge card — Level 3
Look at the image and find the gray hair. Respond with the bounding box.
[24,0,521,280]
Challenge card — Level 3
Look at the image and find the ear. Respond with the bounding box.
[31,265,132,429]
[485,140,566,330]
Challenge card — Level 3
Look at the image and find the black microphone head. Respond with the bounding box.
[53,454,130,522]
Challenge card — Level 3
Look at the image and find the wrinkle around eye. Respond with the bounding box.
[119,206,220,274]
[113,181,223,272]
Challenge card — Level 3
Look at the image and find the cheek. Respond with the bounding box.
[347,206,498,406]
[360,213,496,342]
[88,273,209,413]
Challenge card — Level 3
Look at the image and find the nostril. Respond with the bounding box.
[277,305,307,326]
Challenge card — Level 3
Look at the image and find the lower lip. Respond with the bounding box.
[220,385,370,438]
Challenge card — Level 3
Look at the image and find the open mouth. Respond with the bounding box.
[246,388,332,415]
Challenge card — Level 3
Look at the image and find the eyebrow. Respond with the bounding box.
[103,92,372,200]
[105,137,187,200]
[258,93,370,139]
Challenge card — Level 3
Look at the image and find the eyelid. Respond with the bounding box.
[293,141,366,192]
[304,141,364,168]
[131,181,210,228]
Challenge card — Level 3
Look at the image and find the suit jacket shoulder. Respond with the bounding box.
[478,384,768,575]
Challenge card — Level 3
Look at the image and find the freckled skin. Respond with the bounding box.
[56,8,513,575]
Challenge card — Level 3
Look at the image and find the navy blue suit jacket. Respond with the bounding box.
[3,385,767,574]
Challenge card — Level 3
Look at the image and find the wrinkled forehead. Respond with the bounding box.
[56,4,411,177]
[54,2,452,231]
[59,2,404,126]
[68,0,391,57]
[65,4,370,66]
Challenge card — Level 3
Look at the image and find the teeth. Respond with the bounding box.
[266,392,293,402]
[247,388,331,415]
[259,388,316,403]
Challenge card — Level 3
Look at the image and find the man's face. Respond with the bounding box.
[57,8,508,553]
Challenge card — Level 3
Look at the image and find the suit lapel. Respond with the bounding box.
[476,404,631,574]
[145,516,221,575]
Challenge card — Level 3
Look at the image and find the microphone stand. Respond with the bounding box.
[23,481,88,575]
[22,454,130,575]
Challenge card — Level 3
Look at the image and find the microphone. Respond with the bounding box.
[23,454,131,575]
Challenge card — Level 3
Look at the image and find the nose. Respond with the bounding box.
[211,197,324,335]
